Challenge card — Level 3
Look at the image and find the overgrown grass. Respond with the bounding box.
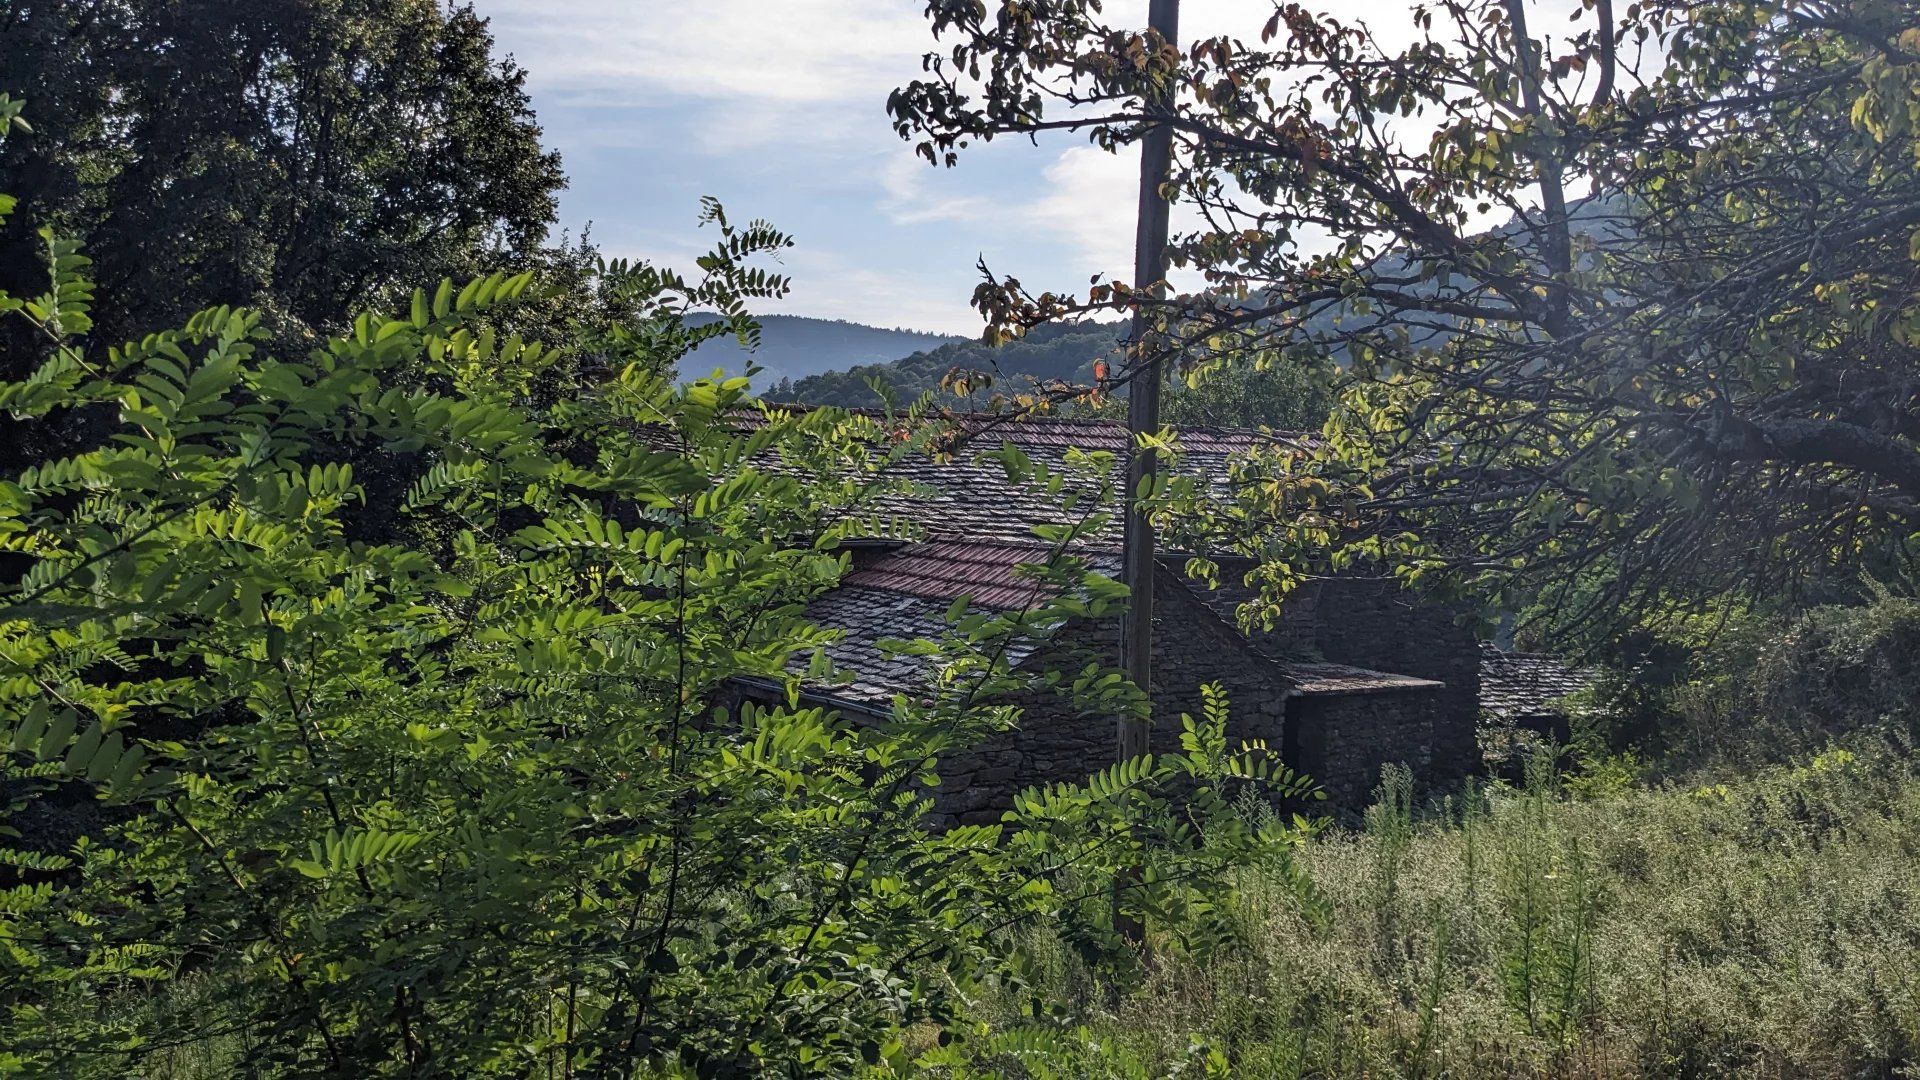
[957,740,1920,1078]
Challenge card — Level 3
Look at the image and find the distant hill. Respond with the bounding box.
[776,321,1127,406]
[776,318,1337,431]
[767,198,1635,418]
[681,314,961,384]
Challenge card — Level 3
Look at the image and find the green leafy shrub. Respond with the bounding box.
[1586,593,1920,775]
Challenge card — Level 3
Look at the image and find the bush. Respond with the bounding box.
[1616,593,1920,774]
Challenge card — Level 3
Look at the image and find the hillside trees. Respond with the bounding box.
[891,0,1920,639]
[782,318,1337,430]
[781,319,1128,407]
[0,99,1306,1075]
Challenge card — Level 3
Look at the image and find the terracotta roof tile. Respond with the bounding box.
[843,539,1120,609]
[797,541,1117,710]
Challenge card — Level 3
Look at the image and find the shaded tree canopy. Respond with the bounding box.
[892,0,1920,640]
[0,0,563,357]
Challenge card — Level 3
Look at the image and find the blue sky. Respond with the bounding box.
[479,1,1449,334]
[479,0,1146,334]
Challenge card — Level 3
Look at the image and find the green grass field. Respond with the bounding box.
[956,741,1920,1078]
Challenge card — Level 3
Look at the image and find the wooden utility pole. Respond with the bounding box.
[1119,0,1180,764]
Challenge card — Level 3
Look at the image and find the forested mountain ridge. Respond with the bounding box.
[682,313,960,382]
[772,316,1338,431]
[772,320,1123,405]
[767,195,1633,414]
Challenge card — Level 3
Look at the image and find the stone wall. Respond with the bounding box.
[1301,578,1479,784]
[734,564,1468,826]
[929,566,1293,826]
[1207,560,1481,787]
[1286,689,1441,816]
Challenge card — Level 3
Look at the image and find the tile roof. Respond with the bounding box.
[1478,645,1595,719]
[802,539,1445,711]
[716,410,1461,713]
[798,541,1118,709]
[936,414,1304,457]
[801,586,1019,708]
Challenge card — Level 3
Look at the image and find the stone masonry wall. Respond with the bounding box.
[930,566,1292,826]
[1286,689,1441,816]
[1300,577,1479,785]
[737,566,1467,826]
[1205,560,1480,788]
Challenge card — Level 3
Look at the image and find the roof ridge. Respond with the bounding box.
[755,402,1314,442]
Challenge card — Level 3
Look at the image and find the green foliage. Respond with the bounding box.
[0,126,1304,1075]
[783,319,1338,436]
[895,0,1920,642]
[1587,591,1920,775]
[0,0,569,490]
[0,0,564,347]
[960,739,1920,1077]
[1156,349,1337,433]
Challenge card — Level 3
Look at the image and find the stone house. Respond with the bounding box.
[742,414,1501,821]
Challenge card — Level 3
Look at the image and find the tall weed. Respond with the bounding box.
[957,741,1920,1078]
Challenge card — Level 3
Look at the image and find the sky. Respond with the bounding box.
[478,1,1429,334]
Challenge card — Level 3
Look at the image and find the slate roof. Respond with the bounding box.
[715,409,1468,713]
[842,539,1117,609]
[1280,662,1447,696]
[799,541,1122,709]
[804,538,1442,709]
[1478,645,1595,719]
[938,414,1299,457]
[756,408,1312,547]
[802,586,1002,707]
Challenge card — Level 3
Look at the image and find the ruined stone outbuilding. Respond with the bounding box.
[739,413,1533,821]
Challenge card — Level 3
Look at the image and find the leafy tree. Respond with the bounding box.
[892,0,1920,639]
[0,0,565,466]
[1114,345,1336,432]
[0,102,1306,1077]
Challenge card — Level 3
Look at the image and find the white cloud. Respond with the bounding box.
[1024,146,1141,281]
[760,246,984,332]
[487,0,935,150]
[882,141,1215,299]
[484,0,1594,330]
[879,144,1138,275]
[877,152,993,226]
